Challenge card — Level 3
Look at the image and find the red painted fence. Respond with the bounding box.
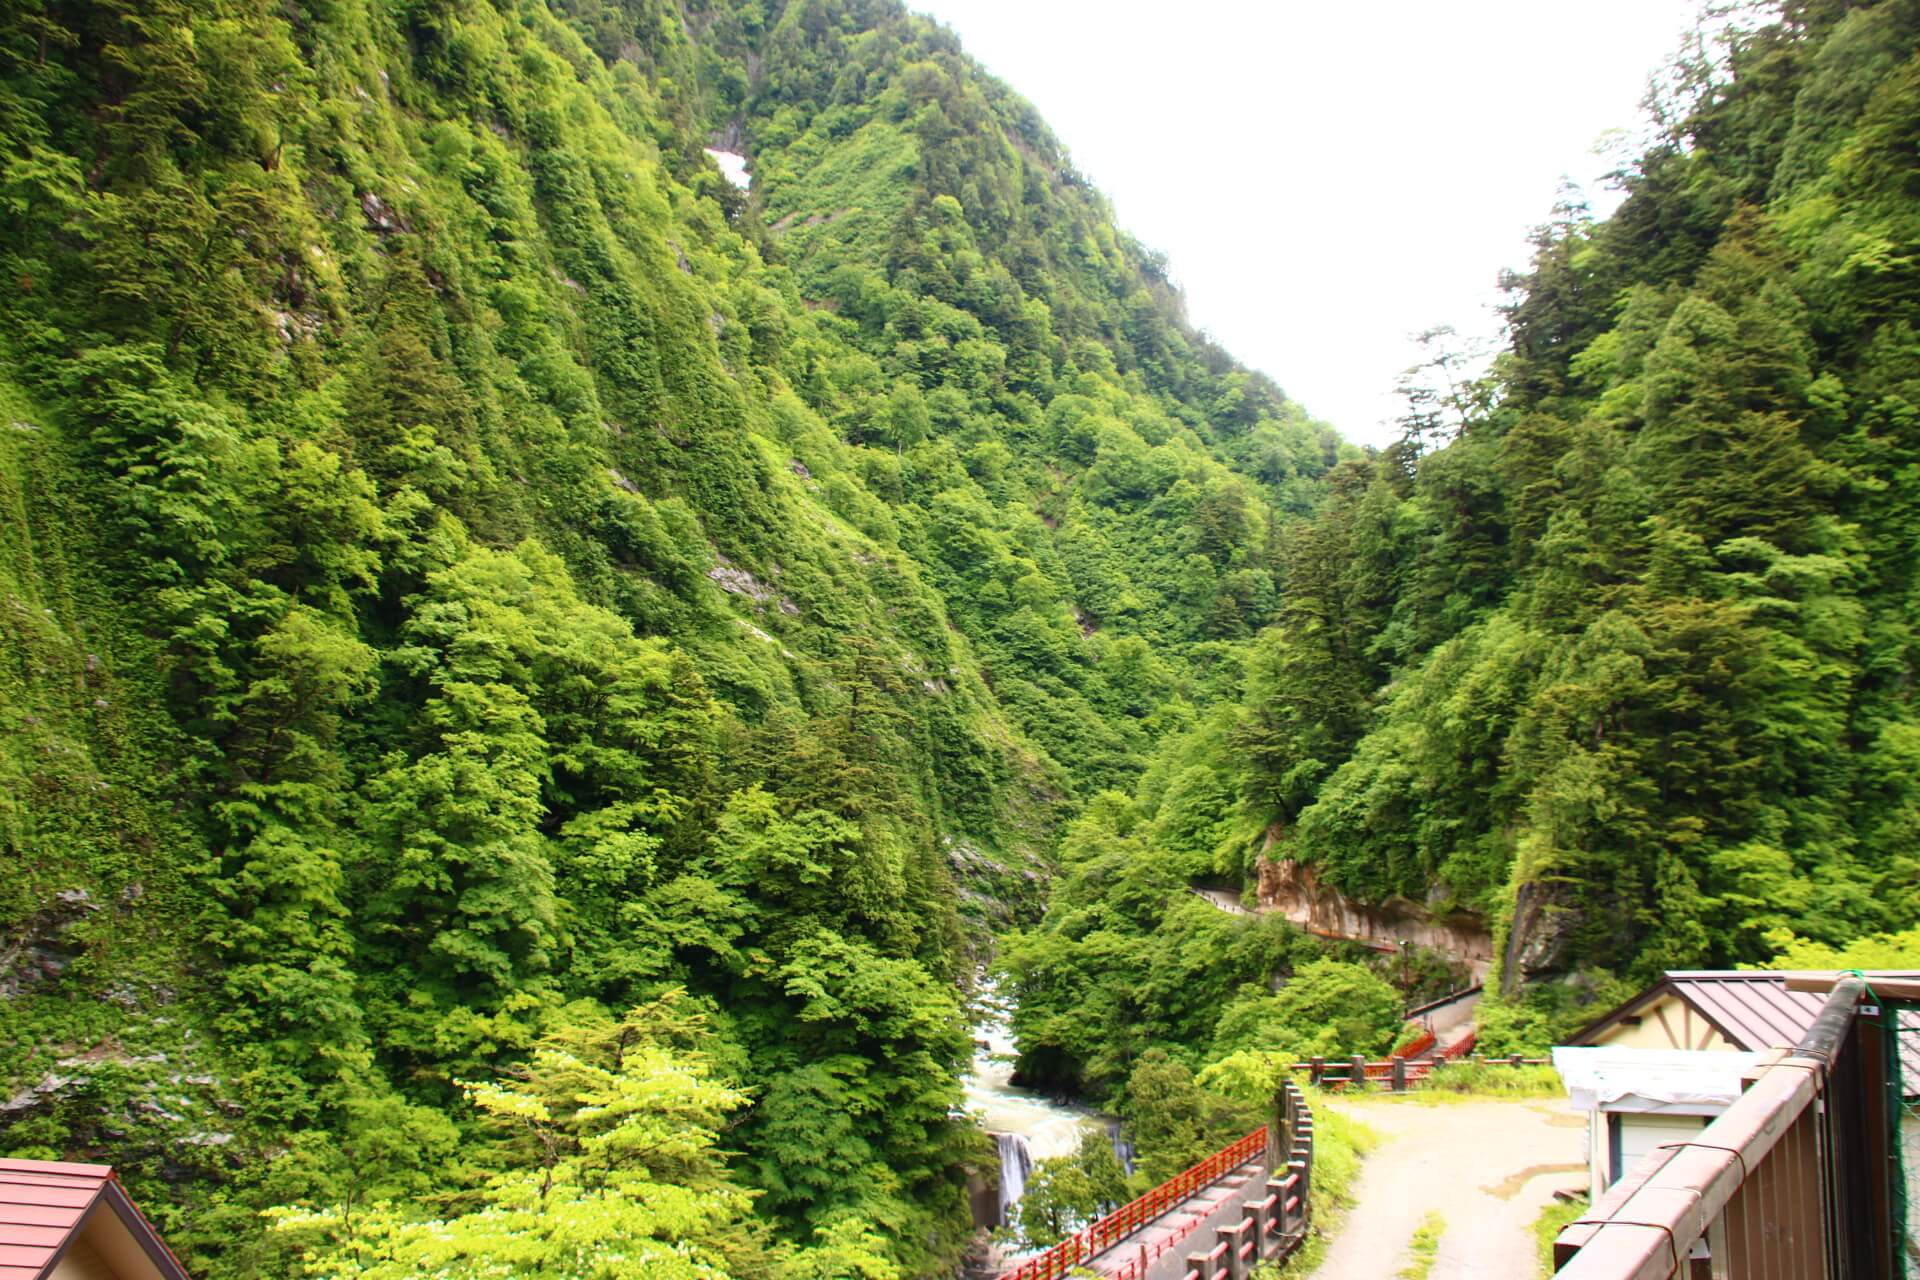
[998,1126,1269,1280]
[1392,1027,1437,1059]
[994,1051,1538,1280]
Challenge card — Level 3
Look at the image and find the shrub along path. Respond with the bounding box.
[1308,1097,1584,1279]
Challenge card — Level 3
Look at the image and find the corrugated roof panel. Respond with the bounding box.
[1670,976,1801,1049]
[0,1162,108,1180]
[1656,970,1920,1094]
[0,1158,107,1280]
[0,1229,63,1251]
[0,1173,103,1191]
[0,1185,94,1212]
[0,1207,81,1230]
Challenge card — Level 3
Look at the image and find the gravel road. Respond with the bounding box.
[1309,1096,1586,1280]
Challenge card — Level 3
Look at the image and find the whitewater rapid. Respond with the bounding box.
[962,975,1099,1223]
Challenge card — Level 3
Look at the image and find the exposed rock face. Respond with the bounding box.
[706,562,800,615]
[0,888,99,999]
[358,190,410,234]
[1257,857,1494,980]
[1500,879,1583,996]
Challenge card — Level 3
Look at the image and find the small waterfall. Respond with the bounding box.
[996,1131,1034,1223]
[1106,1120,1136,1177]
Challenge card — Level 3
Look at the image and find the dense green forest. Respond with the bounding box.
[1004,0,1920,1100]
[0,0,1337,1274]
[6,0,1920,1274]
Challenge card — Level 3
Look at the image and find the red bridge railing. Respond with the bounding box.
[999,1126,1268,1280]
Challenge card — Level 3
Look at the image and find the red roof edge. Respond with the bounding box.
[99,1177,193,1280]
[0,1161,191,1280]
[0,1159,112,1179]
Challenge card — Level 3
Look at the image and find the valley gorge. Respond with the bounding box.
[5,0,1920,1275]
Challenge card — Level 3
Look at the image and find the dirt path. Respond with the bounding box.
[1309,1097,1585,1280]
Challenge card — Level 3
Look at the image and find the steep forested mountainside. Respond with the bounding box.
[15,0,1919,1269]
[1004,0,1920,1097]
[0,0,1338,1275]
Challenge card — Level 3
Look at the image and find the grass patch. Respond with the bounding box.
[1397,1210,1445,1279]
[1534,1194,1588,1276]
[1251,1088,1379,1278]
[1413,1061,1565,1099]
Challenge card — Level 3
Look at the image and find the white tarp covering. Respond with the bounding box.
[1553,1046,1768,1115]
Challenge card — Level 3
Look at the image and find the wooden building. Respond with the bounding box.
[1553,971,1919,1278]
[1559,970,1919,1205]
[0,1160,190,1280]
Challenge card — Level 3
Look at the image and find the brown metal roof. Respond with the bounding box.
[0,1159,190,1280]
[1569,970,1920,1091]
[1665,971,1833,1049]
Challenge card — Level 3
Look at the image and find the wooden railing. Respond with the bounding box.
[1295,1047,1540,1091]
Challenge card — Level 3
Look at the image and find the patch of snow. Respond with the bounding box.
[704,148,751,191]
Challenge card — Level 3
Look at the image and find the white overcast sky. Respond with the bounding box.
[910,0,1703,447]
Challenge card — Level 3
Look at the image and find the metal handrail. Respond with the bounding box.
[1403,983,1484,1020]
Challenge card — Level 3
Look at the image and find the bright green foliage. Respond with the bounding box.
[1208,2,1920,1040]
[0,0,1338,1275]
[1117,1050,1260,1184]
[1007,1130,1130,1249]
[996,785,1326,1099]
[272,995,895,1280]
[1208,961,1403,1063]
[1759,925,1920,970]
[994,715,1417,1104]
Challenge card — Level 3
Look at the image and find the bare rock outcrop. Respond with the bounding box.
[1257,856,1494,980]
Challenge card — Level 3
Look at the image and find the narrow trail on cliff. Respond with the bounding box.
[1192,856,1499,981]
[1186,887,1253,916]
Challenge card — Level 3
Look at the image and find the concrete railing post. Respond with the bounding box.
[1188,1251,1215,1280]
[1267,1176,1294,1247]
[1349,1054,1368,1091]
[1291,1154,1311,1223]
[1391,1056,1408,1092]
[1217,1219,1251,1280]
[1308,1056,1324,1087]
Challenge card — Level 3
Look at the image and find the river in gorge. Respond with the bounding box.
[962,974,1118,1229]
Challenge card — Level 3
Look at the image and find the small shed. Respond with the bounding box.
[1556,969,1920,1206]
[1552,1045,1764,1201]
[0,1159,190,1280]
